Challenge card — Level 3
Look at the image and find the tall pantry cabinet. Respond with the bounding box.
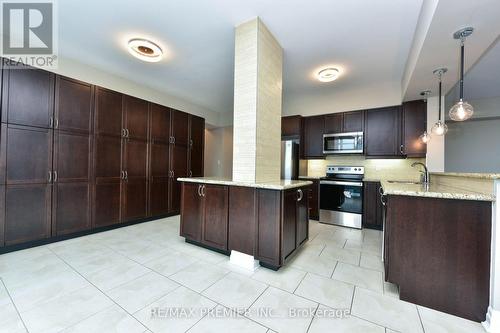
[0,62,204,248]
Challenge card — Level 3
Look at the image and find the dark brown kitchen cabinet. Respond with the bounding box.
[150,104,171,144]
[52,131,92,235]
[171,109,189,146]
[4,184,52,246]
[282,187,309,260]
[401,100,427,157]
[169,145,188,213]
[365,106,402,157]
[95,87,123,137]
[324,113,343,134]
[180,183,228,250]
[180,182,203,242]
[384,195,491,322]
[123,96,149,140]
[303,115,324,159]
[281,115,302,138]
[1,64,54,128]
[363,181,383,230]
[343,111,364,132]
[122,138,148,222]
[55,77,94,134]
[307,179,319,220]
[189,115,204,177]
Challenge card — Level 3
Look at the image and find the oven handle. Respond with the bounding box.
[320,180,363,187]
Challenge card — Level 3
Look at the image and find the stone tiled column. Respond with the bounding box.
[232,18,283,183]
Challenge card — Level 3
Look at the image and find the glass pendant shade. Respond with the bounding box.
[419,131,431,144]
[431,120,448,135]
[449,99,474,121]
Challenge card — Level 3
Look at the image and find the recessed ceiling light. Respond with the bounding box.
[317,67,340,82]
[127,38,163,62]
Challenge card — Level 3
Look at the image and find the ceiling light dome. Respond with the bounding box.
[317,68,340,82]
[127,38,163,62]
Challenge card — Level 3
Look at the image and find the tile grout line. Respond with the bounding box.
[47,247,151,333]
[305,303,320,333]
[415,305,427,333]
[292,271,309,294]
[1,277,30,333]
[330,261,339,278]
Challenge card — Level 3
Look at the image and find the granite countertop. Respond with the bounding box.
[299,175,322,180]
[177,177,313,190]
[380,180,495,202]
[431,172,500,180]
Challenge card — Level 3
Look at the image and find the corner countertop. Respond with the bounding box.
[380,180,495,202]
[177,177,313,190]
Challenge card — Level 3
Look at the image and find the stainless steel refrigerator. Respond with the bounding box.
[281,140,299,180]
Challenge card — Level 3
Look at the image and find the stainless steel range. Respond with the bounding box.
[319,166,364,229]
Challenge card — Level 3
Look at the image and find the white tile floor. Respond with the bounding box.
[0,216,487,333]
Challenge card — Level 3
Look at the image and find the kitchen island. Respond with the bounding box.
[177,177,312,270]
[381,178,495,322]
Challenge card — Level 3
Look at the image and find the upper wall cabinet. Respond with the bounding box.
[365,106,402,157]
[281,115,302,138]
[324,110,364,134]
[123,96,149,141]
[401,100,427,157]
[324,113,343,134]
[1,64,54,128]
[303,115,325,159]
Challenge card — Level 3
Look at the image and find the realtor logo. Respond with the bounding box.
[1,0,58,68]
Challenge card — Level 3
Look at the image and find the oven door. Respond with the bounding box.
[323,132,363,154]
[319,180,363,228]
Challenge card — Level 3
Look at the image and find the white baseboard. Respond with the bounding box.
[483,306,500,333]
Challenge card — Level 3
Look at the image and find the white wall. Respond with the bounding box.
[204,127,233,178]
[52,57,222,126]
[425,95,445,172]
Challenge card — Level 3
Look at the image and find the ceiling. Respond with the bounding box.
[403,0,500,102]
[58,0,423,122]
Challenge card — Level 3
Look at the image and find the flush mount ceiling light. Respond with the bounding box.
[127,38,163,62]
[317,67,340,82]
[431,68,448,136]
[449,27,474,121]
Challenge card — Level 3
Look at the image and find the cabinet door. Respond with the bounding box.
[4,124,52,185]
[169,144,188,212]
[123,96,149,141]
[402,100,427,157]
[189,115,204,177]
[363,182,378,229]
[365,106,401,157]
[93,135,122,227]
[303,116,324,159]
[171,109,189,146]
[122,139,148,221]
[180,182,203,241]
[343,111,364,132]
[308,180,319,220]
[52,131,92,235]
[324,113,343,134]
[150,104,171,144]
[95,87,123,137]
[202,184,228,250]
[296,188,309,246]
[281,115,302,137]
[1,65,54,128]
[0,186,4,247]
[4,184,51,245]
[55,77,93,134]
[282,189,297,259]
[149,143,170,216]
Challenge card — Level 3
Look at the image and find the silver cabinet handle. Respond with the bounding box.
[297,189,303,201]
[126,129,130,138]
[53,171,58,182]
[172,137,176,144]
[189,170,193,177]
[48,171,52,183]
[198,185,202,196]
[121,171,124,179]
[49,117,54,128]
[122,129,126,137]
[400,144,404,155]
[55,118,59,129]
[190,139,193,148]
[379,186,387,206]
[124,171,128,180]
[201,185,206,197]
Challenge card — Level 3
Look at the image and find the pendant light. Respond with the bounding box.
[419,90,432,143]
[449,27,474,121]
[431,68,448,136]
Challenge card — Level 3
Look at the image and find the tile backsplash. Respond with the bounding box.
[306,156,426,181]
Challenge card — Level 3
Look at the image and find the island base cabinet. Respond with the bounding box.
[385,195,491,322]
[180,183,228,250]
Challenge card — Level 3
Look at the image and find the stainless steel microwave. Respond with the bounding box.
[323,132,364,154]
